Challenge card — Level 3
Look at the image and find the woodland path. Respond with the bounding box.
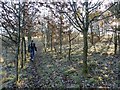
[18,36,120,89]
[22,39,44,88]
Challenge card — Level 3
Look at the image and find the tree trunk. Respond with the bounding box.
[23,37,27,62]
[114,30,117,54]
[118,33,120,87]
[22,3,27,62]
[83,30,88,74]
[21,37,24,68]
[50,32,53,51]
[16,2,21,82]
[16,48,19,82]
[118,32,120,55]
[68,31,71,61]
[44,30,47,52]
[82,1,88,74]
[59,26,62,54]
[59,15,63,54]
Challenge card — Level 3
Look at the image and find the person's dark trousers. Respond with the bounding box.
[30,49,35,61]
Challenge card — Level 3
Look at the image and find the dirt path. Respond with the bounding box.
[22,39,43,88]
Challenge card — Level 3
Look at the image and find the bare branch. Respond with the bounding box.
[70,32,80,41]
[65,12,82,32]
[89,2,117,23]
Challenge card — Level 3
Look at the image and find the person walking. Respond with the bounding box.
[28,40,37,61]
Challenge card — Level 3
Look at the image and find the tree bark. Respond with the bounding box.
[16,1,21,82]
[114,30,117,54]
[21,37,24,68]
[118,32,120,55]
[68,31,71,61]
[83,30,88,74]
[44,30,47,52]
[16,48,19,82]
[50,32,53,51]
[23,37,27,62]
[59,15,62,54]
[82,1,89,74]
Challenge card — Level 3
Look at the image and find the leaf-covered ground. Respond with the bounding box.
[1,35,120,89]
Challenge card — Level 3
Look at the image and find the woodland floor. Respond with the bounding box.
[1,35,120,89]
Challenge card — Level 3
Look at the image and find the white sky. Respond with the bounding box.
[0,0,115,18]
[1,0,115,3]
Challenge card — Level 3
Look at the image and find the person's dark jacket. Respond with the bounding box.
[28,42,37,52]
